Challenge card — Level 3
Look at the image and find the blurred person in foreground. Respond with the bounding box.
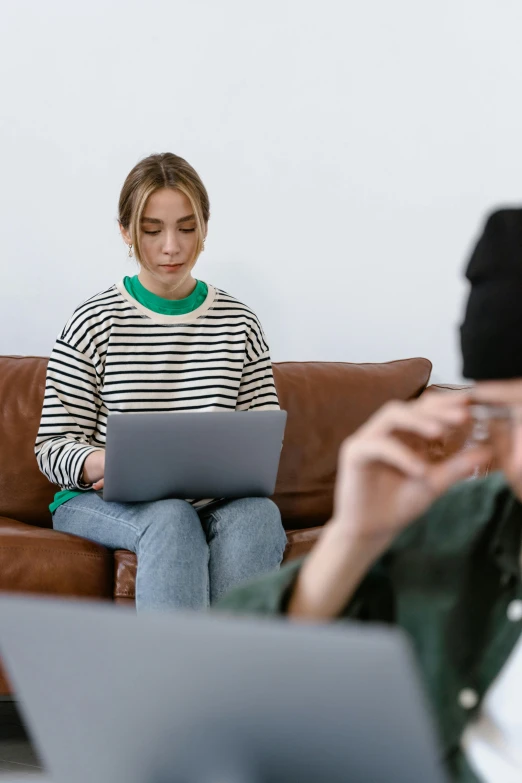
[217,210,522,783]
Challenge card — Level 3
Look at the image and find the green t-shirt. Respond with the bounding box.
[123,275,208,315]
[50,276,209,513]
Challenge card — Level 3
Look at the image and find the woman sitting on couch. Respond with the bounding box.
[35,152,286,613]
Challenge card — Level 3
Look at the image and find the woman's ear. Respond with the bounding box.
[119,222,132,246]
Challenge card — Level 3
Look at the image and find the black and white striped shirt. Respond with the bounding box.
[35,281,279,491]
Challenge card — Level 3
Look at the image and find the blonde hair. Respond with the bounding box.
[118,153,210,265]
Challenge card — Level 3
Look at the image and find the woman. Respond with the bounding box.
[35,152,287,611]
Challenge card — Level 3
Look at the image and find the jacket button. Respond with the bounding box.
[458,689,478,709]
[507,599,522,622]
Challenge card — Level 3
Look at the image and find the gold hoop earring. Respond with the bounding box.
[128,244,133,258]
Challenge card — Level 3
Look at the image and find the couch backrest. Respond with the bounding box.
[272,358,432,527]
[0,356,431,529]
[0,356,54,527]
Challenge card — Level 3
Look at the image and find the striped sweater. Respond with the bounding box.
[35,281,280,492]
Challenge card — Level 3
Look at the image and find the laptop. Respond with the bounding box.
[0,597,448,783]
[102,410,287,503]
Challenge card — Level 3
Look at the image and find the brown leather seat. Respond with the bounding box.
[0,517,113,598]
[0,354,485,694]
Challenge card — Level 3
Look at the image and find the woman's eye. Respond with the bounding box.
[143,230,161,235]
[180,227,196,234]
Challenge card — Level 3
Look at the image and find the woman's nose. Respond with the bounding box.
[162,230,180,254]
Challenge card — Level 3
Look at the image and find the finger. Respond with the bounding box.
[365,401,469,440]
[93,479,104,490]
[470,381,521,405]
[426,445,492,495]
[418,389,472,407]
[348,437,427,478]
[367,395,470,432]
[415,392,472,422]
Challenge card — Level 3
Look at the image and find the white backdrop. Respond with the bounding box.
[2,0,522,382]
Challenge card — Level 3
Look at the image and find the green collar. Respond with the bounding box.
[123,275,208,315]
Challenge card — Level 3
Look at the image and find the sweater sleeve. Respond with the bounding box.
[215,559,304,615]
[214,557,396,623]
[236,318,280,411]
[34,338,103,489]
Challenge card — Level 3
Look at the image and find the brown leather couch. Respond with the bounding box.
[0,355,485,696]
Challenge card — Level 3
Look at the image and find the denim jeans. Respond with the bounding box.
[52,493,286,612]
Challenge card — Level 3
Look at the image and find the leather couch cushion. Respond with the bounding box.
[272,358,432,527]
[0,517,113,598]
[0,661,11,696]
[114,549,137,604]
[0,517,113,695]
[0,356,55,527]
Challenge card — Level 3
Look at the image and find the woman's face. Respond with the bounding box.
[121,187,204,298]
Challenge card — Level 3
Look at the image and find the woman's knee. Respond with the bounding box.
[144,498,197,522]
[248,497,283,529]
[139,498,205,544]
[256,498,286,549]
[217,497,286,549]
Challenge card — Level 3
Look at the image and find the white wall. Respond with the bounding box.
[2,0,522,382]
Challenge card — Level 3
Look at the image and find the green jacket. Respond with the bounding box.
[217,473,522,782]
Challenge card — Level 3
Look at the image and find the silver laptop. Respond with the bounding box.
[103,410,287,503]
[0,597,448,783]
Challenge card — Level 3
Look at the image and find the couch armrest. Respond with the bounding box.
[0,516,113,598]
[0,517,115,698]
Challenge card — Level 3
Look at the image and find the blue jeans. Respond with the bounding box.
[53,493,286,611]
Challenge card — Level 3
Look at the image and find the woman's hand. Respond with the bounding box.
[82,450,105,491]
[288,392,492,620]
